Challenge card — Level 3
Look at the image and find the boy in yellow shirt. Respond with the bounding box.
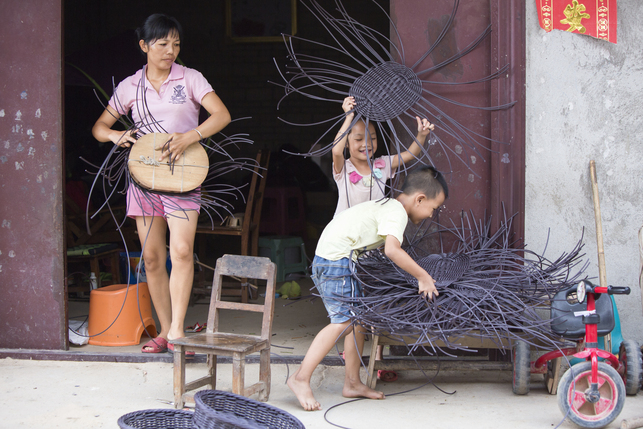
[288,165,448,411]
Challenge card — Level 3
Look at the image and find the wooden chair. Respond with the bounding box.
[170,254,277,408]
[194,150,270,302]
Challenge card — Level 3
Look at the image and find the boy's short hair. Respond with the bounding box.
[400,165,449,199]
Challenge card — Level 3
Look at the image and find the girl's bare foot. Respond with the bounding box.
[342,380,385,400]
[287,370,322,411]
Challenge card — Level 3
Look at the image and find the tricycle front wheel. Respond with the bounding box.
[557,361,625,428]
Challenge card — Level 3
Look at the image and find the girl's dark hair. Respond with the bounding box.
[136,14,183,54]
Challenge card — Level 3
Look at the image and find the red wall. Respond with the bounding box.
[0,0,66,349]
[390,0,525,240]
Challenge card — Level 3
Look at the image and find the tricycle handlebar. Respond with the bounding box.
[607,286,631,295]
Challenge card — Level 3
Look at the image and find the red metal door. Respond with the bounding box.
[391,0,525,247]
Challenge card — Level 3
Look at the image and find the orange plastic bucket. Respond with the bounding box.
[88,283,157,346]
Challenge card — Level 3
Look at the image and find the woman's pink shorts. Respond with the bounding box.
[126,186,201,218]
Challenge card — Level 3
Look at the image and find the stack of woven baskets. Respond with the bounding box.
[118,390,305,429]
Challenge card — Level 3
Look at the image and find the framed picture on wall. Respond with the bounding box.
[225,0,297,43]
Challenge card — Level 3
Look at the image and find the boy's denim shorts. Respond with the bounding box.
[312,255,362,324]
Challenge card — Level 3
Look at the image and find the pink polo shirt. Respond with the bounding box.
[109,64,214,134]
[110,64,213,217]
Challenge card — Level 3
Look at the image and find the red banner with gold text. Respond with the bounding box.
[536,0,617,44]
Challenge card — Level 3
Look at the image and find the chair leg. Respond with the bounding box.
[366,334,380,390]
[241,282,248,303]
[173,346,186,409]
[258,348,271,402]
[232,352,245,397]
[90,257,100,287]
[207,354,217,389]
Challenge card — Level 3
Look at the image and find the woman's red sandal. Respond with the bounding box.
[377,370,398,382]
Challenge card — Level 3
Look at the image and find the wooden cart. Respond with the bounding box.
[365,332,565,394]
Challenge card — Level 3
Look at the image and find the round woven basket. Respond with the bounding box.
[194,390,305,429]
[117,409,195,429]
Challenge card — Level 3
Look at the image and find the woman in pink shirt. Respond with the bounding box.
[92,14,231,354]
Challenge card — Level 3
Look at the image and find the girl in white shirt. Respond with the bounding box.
[331,96,435,216]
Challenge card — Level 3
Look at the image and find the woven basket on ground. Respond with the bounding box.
[117,409,195,429]
[194,390,305,429]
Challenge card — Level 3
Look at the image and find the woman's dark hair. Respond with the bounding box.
[136,14,183,54]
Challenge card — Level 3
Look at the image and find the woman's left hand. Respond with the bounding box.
[157,131,200,163]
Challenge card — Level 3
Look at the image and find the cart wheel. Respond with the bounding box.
[512,340,530,395]
[618,339,642,395]
[557,361,625,428]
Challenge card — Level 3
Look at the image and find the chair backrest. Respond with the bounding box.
[241,150,270,232]
[206,254,277,341]
[252,151,270,230]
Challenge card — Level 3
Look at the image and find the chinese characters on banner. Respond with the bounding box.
[536,0,618,44]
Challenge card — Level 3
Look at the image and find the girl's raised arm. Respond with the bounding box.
[390,117,434,170]
[331,96,356,174]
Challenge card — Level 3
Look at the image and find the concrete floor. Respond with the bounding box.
[3,277,643,428]
[2,358,643,429]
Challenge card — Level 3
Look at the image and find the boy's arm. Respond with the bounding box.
[383,234,438,300]
[390,117,435,170]
[331,96,356,174]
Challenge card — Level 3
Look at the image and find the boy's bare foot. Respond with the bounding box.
[287,370,322,411]
[342,380,385,400]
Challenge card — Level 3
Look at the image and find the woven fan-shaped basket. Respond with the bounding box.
[404,253,471,287]
[349,61,422,122]
[117,409,195,429]
[194,390,305,429]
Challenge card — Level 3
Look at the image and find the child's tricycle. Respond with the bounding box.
[513,279,642,428]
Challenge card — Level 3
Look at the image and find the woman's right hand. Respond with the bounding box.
[111,129,138,148]
[92,105,137,147]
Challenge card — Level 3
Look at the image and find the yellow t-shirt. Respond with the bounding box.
[315,199,408,261]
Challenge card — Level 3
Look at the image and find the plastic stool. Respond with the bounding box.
[258,236,308,282]
[260,187,306,236]
[88,283,157,346]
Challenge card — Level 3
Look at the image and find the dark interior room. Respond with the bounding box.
[63,0,391,280]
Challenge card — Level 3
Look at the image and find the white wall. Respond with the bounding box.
[525,1,643,344]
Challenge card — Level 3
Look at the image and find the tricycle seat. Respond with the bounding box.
[550,285,615,338]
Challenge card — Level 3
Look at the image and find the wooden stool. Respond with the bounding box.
[88,283,157,346]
